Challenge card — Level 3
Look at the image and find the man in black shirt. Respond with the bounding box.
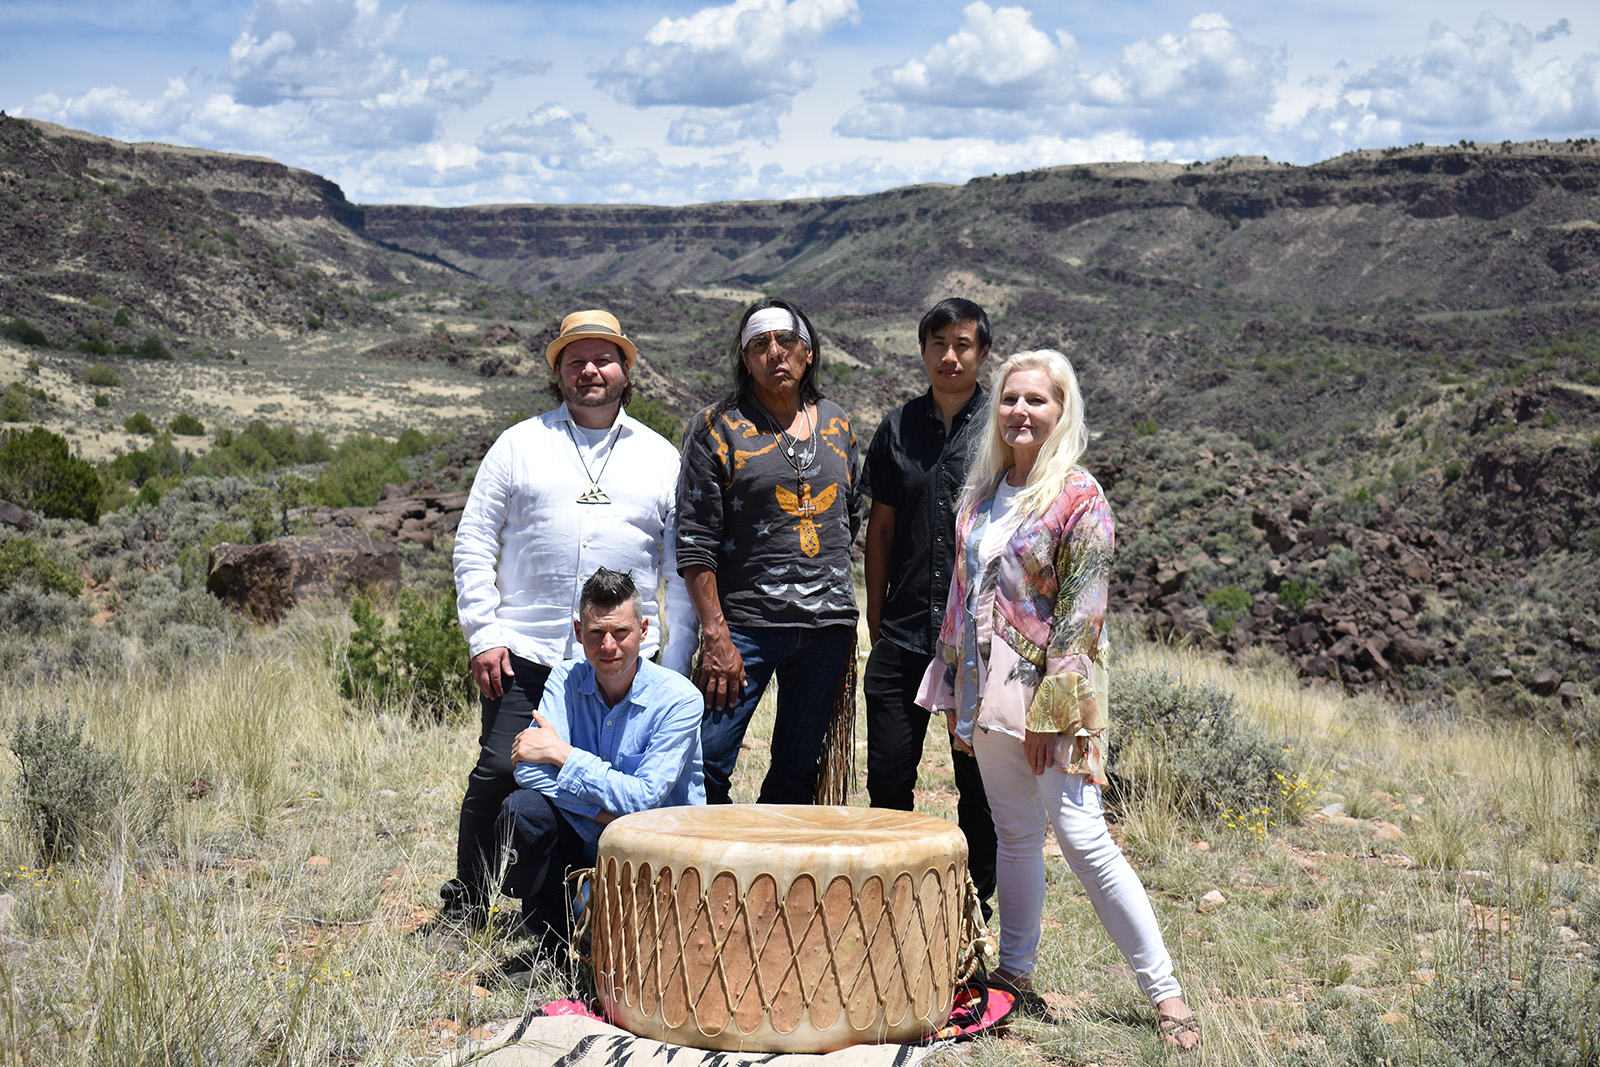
[862,298,996,915]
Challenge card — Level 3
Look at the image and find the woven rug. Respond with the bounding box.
[438,1011,931,1067]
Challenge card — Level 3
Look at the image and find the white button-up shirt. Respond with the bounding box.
[453,403,695,675]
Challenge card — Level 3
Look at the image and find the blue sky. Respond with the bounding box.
[3,1,1597,206]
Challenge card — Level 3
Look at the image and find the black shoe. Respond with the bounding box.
[439,878,488,932]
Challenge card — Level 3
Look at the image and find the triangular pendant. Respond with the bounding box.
[576,483,612,505]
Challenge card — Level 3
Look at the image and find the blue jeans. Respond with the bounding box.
[701,624,856,804]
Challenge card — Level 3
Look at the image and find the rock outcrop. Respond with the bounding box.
[207,529,400,623]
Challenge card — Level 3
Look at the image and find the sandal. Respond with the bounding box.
[989,970,1048,1018]
[1158,1011,1201,1050]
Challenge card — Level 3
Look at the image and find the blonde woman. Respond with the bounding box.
[917,350,1199,1049]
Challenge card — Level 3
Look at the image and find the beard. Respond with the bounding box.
[562,373,628,410]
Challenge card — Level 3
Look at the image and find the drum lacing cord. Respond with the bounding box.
[957,870,993,985]
[567,867,596,969]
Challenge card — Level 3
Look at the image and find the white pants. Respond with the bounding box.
[972,726,1182,1006]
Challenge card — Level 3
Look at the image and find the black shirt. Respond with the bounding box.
[862,387,986,655]
[677,397,863,630]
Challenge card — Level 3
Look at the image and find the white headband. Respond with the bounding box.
[740,308,812,352]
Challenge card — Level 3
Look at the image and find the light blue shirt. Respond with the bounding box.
[513,656,705,856]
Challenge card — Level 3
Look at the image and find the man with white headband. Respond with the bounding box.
[676,296,863,804]
[445,308,694,933]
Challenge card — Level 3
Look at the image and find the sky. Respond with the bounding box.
[3,1,1598,207]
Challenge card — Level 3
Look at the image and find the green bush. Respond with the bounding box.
[82,363,120,387]
[113,305,132,327]
[0,538,83,597]
[333,591,472,721]
[0,427,104,523]
[628,393,682,444]
[106,431,182,487]
[1412,952,1599,1067]
[135,333,173,360]
[1278,578,1323,612]
[189,420,333,478]
[312,433,407,508]
[1105,668,1292,821]
[7,706,122,863]
[169,413,205,436]
[123,412,155,434]
[94,393,110,408]
[0,390,29,422]
[3,317,49,348]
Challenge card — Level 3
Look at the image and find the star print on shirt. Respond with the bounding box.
[731,497,743,511]
[688,486,703,502]
[756,519,775,536]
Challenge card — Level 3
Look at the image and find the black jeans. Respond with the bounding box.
[454,653,553,910]
[863,638,996,916]
[496,789,590,952]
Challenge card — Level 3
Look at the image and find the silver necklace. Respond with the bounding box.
[754,398,815,472]
[565,420,621,504]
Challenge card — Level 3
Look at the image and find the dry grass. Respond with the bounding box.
[1,615,1596,1065]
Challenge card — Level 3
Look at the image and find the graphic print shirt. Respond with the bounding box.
[676,396,862,629]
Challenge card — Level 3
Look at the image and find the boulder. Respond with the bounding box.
[0,499,31,530]
[206,529,401,623]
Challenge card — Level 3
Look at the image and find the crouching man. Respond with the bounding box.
[498,567,704,952]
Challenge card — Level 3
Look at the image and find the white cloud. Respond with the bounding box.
[1343,13,1599,134]
[597,0,859,108]
[668,99,790,146]
[837,10,1281,145]
[228,0,407,106]
[1082,14,1284,136]
[486,58,552,79]
[477,103,621,170]
[30,78,195,141]
[863,2,1077,109]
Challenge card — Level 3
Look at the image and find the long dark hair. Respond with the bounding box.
[717,296,825,415]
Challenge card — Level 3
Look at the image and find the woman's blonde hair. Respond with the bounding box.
[963,349,1089,517]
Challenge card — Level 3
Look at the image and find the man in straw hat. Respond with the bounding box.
[444,309,695,932]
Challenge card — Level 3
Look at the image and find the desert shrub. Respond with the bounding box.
[1105,668,1292,821]
[189,420,333,478]
[1412,951,1600,1067]
[1342,485,1379,526]
[0,427,104,523]
[123,412,155,434]
[135,333,173,360]
[94,393,109,407]
[629,393,682,443]
[333,591,472,721]
[0,389,29,422]
[169,412,205,436]
[1278,578,1323,612]
[106,431,182,487]
[0,537,83,597]
[6,705,122,862]
[1203,584,1251,632]
[82,363,119,387]
[1324,544,1362,588]
[113,305,132,326]
[312,433,407,508]
[3,316,49,347]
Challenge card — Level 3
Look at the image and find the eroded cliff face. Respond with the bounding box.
[358,148,1600,313]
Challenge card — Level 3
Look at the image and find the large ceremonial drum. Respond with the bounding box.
[588,805,972,1052]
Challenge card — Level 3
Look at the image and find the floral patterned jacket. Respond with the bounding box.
[918,466,1115,782]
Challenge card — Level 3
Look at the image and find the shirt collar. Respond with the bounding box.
[922,385,986,430]
[576,657,646,707]
[553,402,628,435]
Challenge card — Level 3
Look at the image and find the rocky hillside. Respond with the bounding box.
[4,116,1600,717]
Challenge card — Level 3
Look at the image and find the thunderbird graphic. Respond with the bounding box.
[775,481,837,557]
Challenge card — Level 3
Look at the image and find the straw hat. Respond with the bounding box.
[545,310,638,369]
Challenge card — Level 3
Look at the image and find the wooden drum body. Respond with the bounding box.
[589,805,971,1052]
